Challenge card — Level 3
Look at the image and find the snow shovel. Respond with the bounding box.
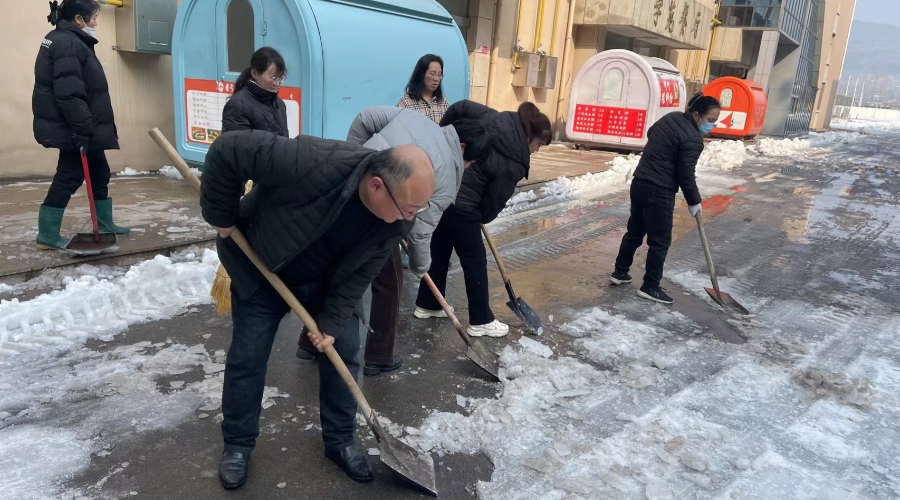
[64,148,118,255]
[481,225,543,334]
[148,128,438,496]
[421,272,501,382]
[695,212,749,316]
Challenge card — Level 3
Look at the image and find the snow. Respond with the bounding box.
[0,249,219,355]
[755,137,811,156]
[394,285,899,500]
[0,250,300,500]
[116,167,144,176]
[808,130,860,147]
[696,139,747,172]
[159,165,201,180]
[517,337,553,358]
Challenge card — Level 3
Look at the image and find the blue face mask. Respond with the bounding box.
[699,122,715,136]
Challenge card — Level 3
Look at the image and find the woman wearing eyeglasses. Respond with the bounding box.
[221,47,288,136]
[397,54,450,124]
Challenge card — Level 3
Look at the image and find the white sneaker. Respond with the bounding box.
[414,306,449,319]
[467,320,509,338]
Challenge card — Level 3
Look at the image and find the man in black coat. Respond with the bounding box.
[201,130,435,489]
[610,95,721,304]
[32,0,130,250]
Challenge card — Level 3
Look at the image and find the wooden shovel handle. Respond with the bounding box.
[148,128,375,421]
[695,211,722,298]
[481,224,510,281]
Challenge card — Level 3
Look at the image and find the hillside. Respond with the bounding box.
[843,20,900,77]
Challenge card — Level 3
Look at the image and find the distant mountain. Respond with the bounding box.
[844,20,900,77]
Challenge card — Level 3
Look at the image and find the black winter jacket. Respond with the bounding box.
[440,100,531,224]
[631,111,703,206]
[32,21,118,152]
[201,130,410,335]
[221,81,289,136]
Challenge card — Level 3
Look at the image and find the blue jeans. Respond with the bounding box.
[221,281,360,453]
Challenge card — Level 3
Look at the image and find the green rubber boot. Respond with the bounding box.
[94,198,131,235]
[35,205,70,250]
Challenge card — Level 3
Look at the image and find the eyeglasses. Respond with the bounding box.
[426,71,443,80]
[264,74,285,84]
[383,180,427,220]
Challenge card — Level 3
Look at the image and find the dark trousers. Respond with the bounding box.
[614,180,676,289]
[415,207,494,325]
[44,150,111,208]
[223,282,360,453]
[364,245,404,365]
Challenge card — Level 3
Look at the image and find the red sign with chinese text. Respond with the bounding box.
[572,104,647,138]
[659,78,681,108]
[183,78,302,145]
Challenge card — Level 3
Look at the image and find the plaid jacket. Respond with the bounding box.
[396,93,449,124]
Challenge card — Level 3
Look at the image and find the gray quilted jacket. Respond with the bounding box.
[347,107,465,277]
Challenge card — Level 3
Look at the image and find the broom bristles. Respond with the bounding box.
[208,180,252,315]
[211,264,232,314]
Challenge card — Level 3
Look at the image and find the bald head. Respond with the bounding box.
[361,145,436,223]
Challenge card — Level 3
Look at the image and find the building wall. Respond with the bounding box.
[810,0,857,130]
[0,3,177,178]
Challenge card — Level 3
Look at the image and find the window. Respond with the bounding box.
[603,69,624,101]
[227,0,255,73]
[720,88,734,108]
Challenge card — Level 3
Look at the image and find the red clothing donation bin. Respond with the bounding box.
[566,49,686,151]
[702,77,767,139]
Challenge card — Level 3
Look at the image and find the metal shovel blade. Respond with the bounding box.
[64,232,118,256]
[376,428,437,496]
[704,288,750,316]
[506,297,544,334]
[466,341,501,381]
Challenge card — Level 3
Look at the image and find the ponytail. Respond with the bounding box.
[687,92,721,116]
[47,1,61,25]
[517,102,552,146]
[49,0,100,26]
[233,68,252,94]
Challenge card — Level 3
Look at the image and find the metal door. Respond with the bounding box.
[620,63,651,148]
[216,0,265,82]
[595,61,630,144]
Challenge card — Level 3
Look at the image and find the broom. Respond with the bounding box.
[210,180,254,314]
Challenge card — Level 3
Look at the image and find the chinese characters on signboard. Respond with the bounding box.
[666,0,677,34]
[680,3,690,36]
[184,78,302,145]
[572,104,647,139]
[653,0,664,26]
[659,78,681,108]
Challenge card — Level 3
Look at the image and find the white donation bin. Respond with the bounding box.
[566,49,686,150]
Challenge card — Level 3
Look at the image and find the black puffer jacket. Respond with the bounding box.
[201,130,410,335]
[632,111,703,205]
[440,100,531,224]
[221,81,288,136]
[33,20,118,151]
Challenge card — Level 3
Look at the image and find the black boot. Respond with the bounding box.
[364,355,403,377]
[296,346,317,361]
[325,445,373,483]
[218,449,250,489]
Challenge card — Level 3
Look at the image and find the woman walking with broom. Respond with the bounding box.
[209,47,289,312]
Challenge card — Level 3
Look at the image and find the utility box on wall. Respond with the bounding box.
[115,0,177,54]
[513,52,541,87]
[537,55,558,89]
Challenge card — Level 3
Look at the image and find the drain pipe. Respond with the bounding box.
[552,0,577,140]
[486,0,503,108]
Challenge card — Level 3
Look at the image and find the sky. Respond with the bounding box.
[853,0,900,26]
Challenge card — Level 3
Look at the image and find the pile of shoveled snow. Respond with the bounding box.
[755,137,811,156]
[159,165,202,180]
[502,154,640,213]
[0,249,219,356]
[808,131,860,147]
[697,139,747,172]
